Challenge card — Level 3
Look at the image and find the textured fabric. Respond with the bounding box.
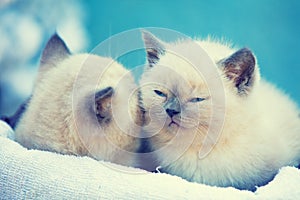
[0,120,299,199]
[0,120,15,139]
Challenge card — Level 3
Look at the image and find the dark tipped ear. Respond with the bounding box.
[218,48,257,95]
[94,87,114,124]
[36,33,70,83]
[141,30,165,67]
[40,33,70,66]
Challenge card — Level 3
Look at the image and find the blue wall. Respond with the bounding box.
[84,0,300,104]
[0,0,299,116]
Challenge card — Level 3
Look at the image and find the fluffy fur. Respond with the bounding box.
[15,34,141,167]
[139,31,300,190]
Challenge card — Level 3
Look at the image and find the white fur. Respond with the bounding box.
[140,36,300,190]
[15,53,141,167]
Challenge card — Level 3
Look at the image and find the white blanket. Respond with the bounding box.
[0,120,299,200]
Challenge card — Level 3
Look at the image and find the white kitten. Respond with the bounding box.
[139,31,300,190]
[15,34,142,167]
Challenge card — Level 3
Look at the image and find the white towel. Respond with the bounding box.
[0,120,299,199]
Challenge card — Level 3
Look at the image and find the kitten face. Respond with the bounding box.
[140,31,257,152]
[141,63,212,142]
[139,31,265,189]
[15,34,141,167]
[141,31,258,137]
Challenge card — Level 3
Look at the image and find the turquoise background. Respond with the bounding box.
[0,0,299,115]
[84,0,300,104]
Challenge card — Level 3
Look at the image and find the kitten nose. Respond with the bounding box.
[166,109,180,118]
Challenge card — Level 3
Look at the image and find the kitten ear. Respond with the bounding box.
[141,30,166,67]
[37,33,71,82]
[40,33,71,66]
[218,48,257,95]
[94,87,114,124]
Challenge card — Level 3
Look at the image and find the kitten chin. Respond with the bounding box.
[139,31,300,191]
[14,34,141,167]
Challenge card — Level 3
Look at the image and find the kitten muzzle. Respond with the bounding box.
[164,97,181,118]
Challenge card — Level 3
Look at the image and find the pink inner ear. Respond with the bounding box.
[223,63,243,80]
[219,48,256,95]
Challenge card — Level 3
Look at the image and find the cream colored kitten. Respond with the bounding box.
[15,34,142,167]
[139,31,300,190]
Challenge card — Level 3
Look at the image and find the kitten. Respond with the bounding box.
[15,34,142,167]
[139,31,300,190]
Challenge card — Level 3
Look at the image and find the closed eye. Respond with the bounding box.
[154,90,167,98]
[189,97,205,102]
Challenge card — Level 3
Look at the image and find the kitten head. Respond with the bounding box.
[15,34,141,167]
[140,31,259,159]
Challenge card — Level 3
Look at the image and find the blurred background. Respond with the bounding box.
[0,0,299,116]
